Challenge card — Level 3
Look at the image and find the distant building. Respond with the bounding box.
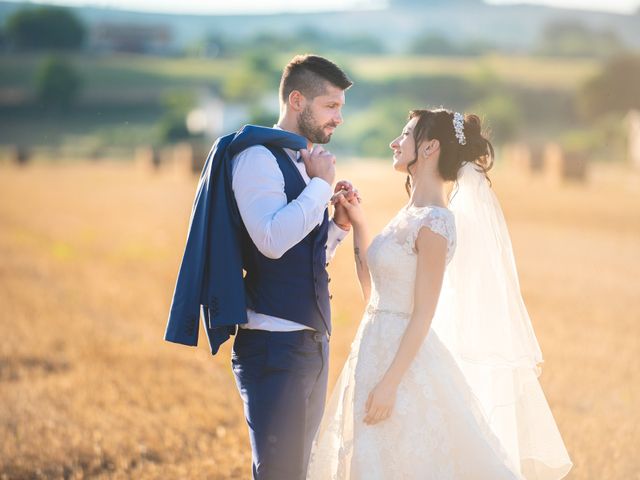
[90,23,173,55]
[189,90,250,140]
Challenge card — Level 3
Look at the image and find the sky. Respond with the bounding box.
[3,0,640,15]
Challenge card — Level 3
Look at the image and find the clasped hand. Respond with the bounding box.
[331,180,363,229]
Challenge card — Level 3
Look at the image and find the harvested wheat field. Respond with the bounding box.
[1,157,639,479]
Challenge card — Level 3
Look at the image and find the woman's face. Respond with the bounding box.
[390,117,419,173]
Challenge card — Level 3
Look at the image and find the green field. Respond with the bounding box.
[0,52,602,155]
[349,54,598,89]
[0,52,598,96]
[0,54,235,92]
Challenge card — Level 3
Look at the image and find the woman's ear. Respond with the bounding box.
[423,139,440,158]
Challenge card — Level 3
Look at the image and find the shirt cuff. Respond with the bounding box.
[325,220,349,262]
[329,219,350,241]
[307,177,333,206]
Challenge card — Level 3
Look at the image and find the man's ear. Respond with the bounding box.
[288,90,306,112]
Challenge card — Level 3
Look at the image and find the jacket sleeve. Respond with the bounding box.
[163,145,217,346]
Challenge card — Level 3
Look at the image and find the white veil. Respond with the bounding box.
[431,162,572,479]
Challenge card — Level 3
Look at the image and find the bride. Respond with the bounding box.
[306,109,572,479]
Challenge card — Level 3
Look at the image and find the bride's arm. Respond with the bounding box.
[352,219,372,303]
[364,227,447,425]
[334,192,371,302]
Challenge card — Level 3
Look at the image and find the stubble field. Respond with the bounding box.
[0,157,639,479]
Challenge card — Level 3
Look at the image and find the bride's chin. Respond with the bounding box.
[392,161,407,173]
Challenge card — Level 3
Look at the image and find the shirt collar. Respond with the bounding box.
[273,124,304,163]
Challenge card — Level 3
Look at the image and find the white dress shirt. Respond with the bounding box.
[231,134,348,331]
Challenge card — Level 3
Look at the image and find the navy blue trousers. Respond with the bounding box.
[232,328,329,480]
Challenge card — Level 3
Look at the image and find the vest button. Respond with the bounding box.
[328,277,331,283]
[329,294,333,300]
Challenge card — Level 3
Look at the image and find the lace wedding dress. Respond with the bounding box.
[307,203,570,479]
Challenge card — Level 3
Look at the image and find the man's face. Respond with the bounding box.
[297,84,345,144]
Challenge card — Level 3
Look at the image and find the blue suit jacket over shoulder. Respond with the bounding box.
[164,125,308,355]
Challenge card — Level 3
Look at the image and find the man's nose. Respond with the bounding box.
[334,110,343,125]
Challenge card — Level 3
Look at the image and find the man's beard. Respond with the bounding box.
[297,105,336,144]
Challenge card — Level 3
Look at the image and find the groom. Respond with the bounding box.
[164,55,353,479]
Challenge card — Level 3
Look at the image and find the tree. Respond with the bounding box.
[6,6,85,50]
[469,94,522,143]
[409,33,491,56]
[578,54,640,118]
[409,34,458,55]
[222,50,280,102]
[340,98,414,158]
[35,56,82,111]
[536,21,624,58]
[157,90,200,143]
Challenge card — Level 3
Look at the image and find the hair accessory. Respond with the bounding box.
[453,112,466,145]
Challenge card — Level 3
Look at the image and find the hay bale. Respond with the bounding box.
[627,110,640,171]
[544,143,588,184]
[8,145,30,166]
[172,142,208,176]
[135,145,161,171]
[190,143,208,174]
[171,142,192,175]
[543,143,564,185]
[502,142,547,176]
[529,144,545,173]
[562,151,588,181]
[503,142,531,173]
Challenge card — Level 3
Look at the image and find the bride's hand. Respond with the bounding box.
[364,379,398,425]
[331,180,355,230]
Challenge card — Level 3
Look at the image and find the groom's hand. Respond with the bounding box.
[300,146,336,186]
[331,180,361,205]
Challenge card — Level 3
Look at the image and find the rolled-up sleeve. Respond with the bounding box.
[232,145,332,259]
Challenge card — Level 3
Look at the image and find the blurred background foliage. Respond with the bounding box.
[0,0,639,160]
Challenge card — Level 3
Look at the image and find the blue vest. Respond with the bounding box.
[242,146,331,334]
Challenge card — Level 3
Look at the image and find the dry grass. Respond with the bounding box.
[349,55,599,90]
[1,158,639,479]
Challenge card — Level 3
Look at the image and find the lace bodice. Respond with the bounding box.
[366,205,456,316]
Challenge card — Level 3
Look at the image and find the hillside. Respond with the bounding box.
[0,0,639,52]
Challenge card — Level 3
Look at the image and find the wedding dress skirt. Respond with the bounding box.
[307,205,571,480]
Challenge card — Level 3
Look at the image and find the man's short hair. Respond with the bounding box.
[279,54,353,104]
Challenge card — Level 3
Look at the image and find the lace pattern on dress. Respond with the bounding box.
[383,206,456,263]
